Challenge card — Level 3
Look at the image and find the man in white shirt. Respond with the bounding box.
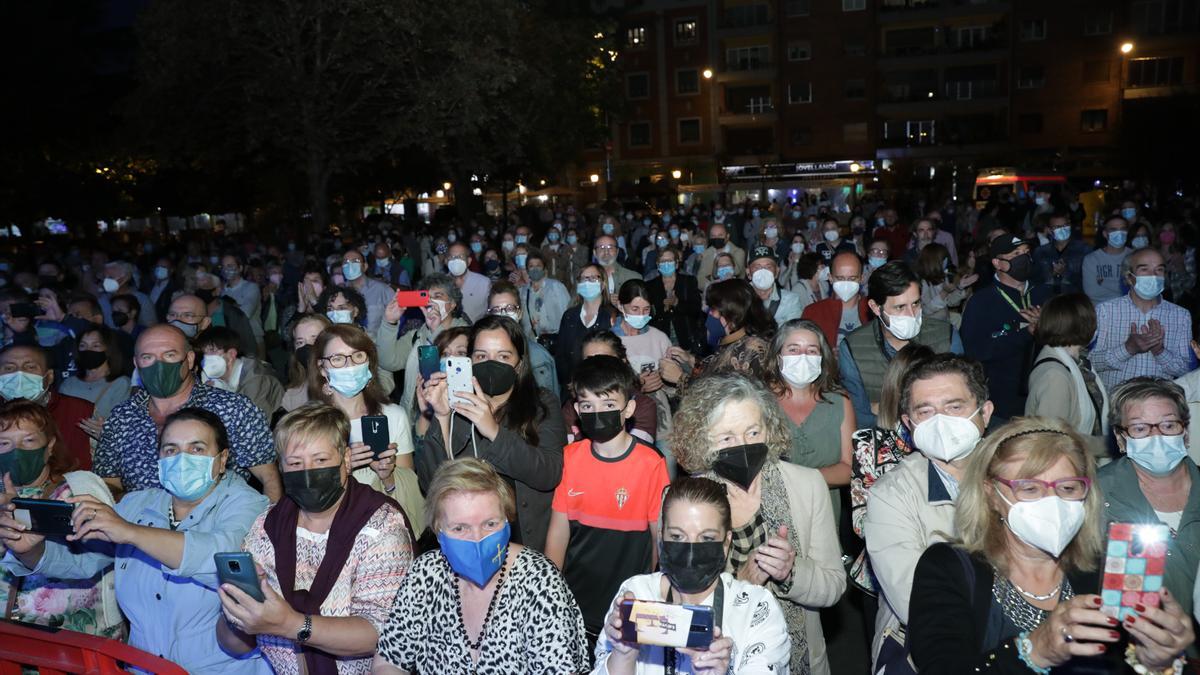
[444,241,491,322]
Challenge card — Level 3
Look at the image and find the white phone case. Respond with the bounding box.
[442,356,474,407]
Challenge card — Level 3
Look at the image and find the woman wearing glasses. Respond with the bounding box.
[908,416,1193,674]
[554,263,616,392]
[1100,378,1200,625]
[310,324,424,531]
[372,458,587,674]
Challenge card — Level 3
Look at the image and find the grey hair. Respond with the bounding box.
[1107,376,1189,431]
[104,260,134,280]
[671,373,790,474]
[419,272,463,309]
[1119,246,1163,278]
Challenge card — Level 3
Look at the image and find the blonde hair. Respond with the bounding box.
[273,402,349,465]
[955,416,1103,575]
[671,374,790,474]
[425,458,517,533]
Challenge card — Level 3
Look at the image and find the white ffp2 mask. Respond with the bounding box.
[912,408,982,463]
[996,489,1085,558]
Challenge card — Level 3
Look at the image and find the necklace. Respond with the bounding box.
[449,549,510,652]
[992,569,1073,633]
[1009,577,1061,602]
[167,502,182,530]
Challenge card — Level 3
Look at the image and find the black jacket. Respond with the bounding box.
[553,304,615,391]
[646,273,704,354]
[910,543,1113,674]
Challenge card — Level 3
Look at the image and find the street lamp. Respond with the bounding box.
[1120,42,1134,54]
[442,181,452,191]
[589,173,600,184]
[702,68,713,79]
[849,162,862,173]
[671,169,683,180]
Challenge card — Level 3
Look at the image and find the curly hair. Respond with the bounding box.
[671,373,791,474]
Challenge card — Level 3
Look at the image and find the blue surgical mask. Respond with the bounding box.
[715,266,734,280]
[577,280,602,300]
[1131,236,1149,250]
[326,361,372,397]
[658,261,677,277]
[1121,207,1138,221]
[326,309,354,324]
[515,254,528,269]
[567,234,578,245]
[693,244,705,255]
[342,261,363,281]
[548,231,560,243]
[0,372,46,402]
[158,452,218,501]
[1053,226,1072,242]
[705,313,725,348]
[624,312,652,330]
[669,228,679,239]
[438,522,511,587]
[602,222,614,235]
[154,266,170,281]
[1132,275,1165,300]
[470,241,484,254]
[869,256,888,269]
[1125,434,1187,476]
[515,234,527,244]
[1107,230,1127,248]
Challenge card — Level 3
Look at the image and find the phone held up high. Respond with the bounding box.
[361,414,390,460]
[395,290,430,308]
[1101,522,1169,621]
[618,598,714,649]
[443,356,473,407]
[417,344,441,381]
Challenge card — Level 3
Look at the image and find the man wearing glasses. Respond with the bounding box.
[1099,377,1199,619]
[592,235,638,296]
[92,324,282,501]
[862,353,994,670]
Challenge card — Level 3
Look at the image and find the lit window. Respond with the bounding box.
[626,26,646,47]
[675,19,698,44]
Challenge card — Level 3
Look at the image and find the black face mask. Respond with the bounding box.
[474,360,518,397]
[659,540,727,594]
[38,275,58,289]
[194,288,216,304]
[711,443,769,490]
[578,409,624,443]
[282,466,345,513]
[709,237,726,249]
[76,350,108,371]
[1005,253,1033,282]
[111,311,130,327]
[294,344,313,368]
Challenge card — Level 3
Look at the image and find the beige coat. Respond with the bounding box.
[1025,345,1110,463]
[776,460,847,675]
[1175,368,1200,465]
[863,452,957,668]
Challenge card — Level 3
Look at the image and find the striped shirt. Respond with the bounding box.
[1092,294,1192,390]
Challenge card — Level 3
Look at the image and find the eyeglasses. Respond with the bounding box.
[488,305,520,315]
[595,245,617,252]
[1117,421,1185,439]
[993,476,1091,502]
[320,351,368,368]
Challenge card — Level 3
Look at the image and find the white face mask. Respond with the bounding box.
[750,268,776,291]
[623,312,652,330]
[832,280,860,302]
[429,298,449,320]
[764,227,778,239]
[447,258,468,277]
[882,310,922,340]
[326,309,353,324]
[780,354,821,387]
[996,489,1086,558]
[823,230,839,242]
[912,408,982,463]
[201,354,228,379]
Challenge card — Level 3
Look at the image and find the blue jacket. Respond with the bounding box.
[2,474,271,674]
[960,281,1053,421]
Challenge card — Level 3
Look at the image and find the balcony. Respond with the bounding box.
[716,59,776,83]
[717,4,773,36]
[878,79,1005,112]
[882,33,1006,59]
[878,0,1011,24]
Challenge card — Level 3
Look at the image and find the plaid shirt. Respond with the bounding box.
[94,383,276,490]
[1092,293,1192,390]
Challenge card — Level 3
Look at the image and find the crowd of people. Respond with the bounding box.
[0,183,1198,674]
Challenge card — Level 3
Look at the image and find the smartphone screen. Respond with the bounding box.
[1101,522,1168,621]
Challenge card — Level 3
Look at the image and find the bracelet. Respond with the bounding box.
[1016,632,1051,674]
[1125,643,1186,675]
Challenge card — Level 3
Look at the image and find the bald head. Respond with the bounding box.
[136,323,190,355]
[831,252,863,278]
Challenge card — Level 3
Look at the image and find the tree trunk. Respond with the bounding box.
[307,154,331,235]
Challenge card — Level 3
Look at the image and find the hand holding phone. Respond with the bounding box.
[618,598,714,649]
[395,290,430,308]
[443,356,473,408]
[1101,523,1168,621]
[11,498,75,537]
[215,552,265,602]
[361,414,390,460]
[418,345,441,380]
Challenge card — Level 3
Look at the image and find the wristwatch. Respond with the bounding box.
[296,614,312,644]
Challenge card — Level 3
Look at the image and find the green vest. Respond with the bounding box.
[844,317,953,404]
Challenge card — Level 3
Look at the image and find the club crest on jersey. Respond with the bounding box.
[615,487,629,510]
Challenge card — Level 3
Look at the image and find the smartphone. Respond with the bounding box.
[395,290,430,308]
[361,414,390,460]
[11,498,75,536]
[619,598,714,649]
[640,362,657,374]
[1100,522,1169,621]
[443,356,473,407]
[418,344,441,380]
[9,303,43,319]
[214,552,265,602]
